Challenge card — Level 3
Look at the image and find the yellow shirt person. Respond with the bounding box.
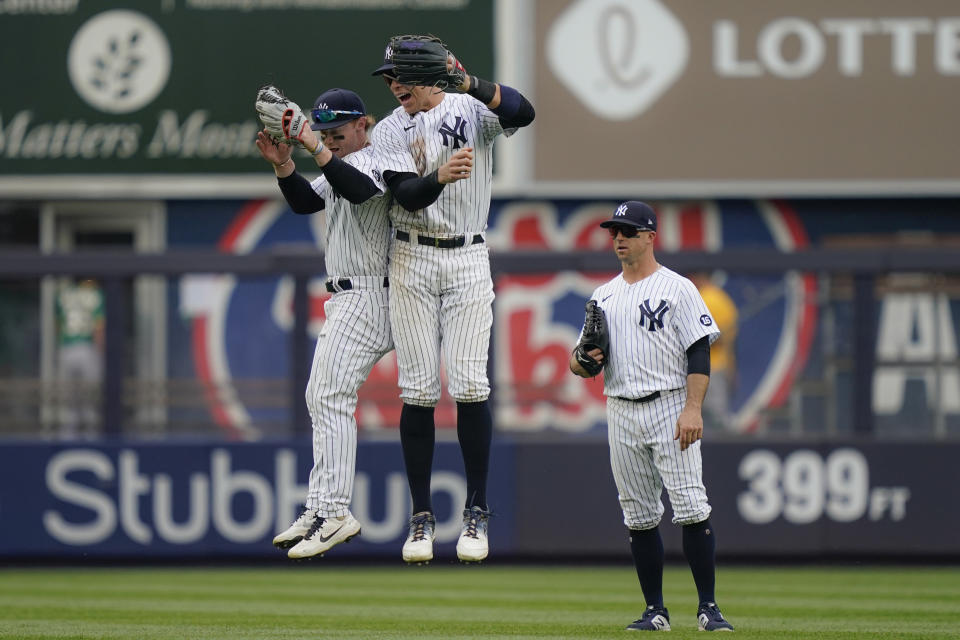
[689,273,738,430]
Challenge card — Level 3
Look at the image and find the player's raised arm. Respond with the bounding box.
[389,35,535,129]
[455,71,535,130]
[256,86,383,208]
[255,130,325,214]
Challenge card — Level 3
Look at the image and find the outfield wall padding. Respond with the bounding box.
[0,440,953,558]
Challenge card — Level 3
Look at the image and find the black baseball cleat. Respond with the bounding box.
[626,605,671,631]
[697,602,734,631]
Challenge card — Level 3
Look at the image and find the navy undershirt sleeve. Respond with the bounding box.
[384,170,445,211]
[320,154,379,204]
[277,172,325,214]
[492,84,535,129]
[686,336,711,376]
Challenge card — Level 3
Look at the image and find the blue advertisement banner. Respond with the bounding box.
[0,441,516,558]
[1,440,955,559]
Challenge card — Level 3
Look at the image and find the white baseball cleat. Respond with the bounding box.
[287,513,362,559]
[402,511,436,564]
[456,506,490,562]
[272,507,318,549]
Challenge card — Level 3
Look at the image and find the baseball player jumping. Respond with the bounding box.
[570,202,735,632]
[254,86,393,559]
[370,35,535,563]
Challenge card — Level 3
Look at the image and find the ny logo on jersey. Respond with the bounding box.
[438,116,468,149]
[639,299,669,332]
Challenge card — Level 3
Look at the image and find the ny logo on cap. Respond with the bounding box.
[615,204,629,217]
[385,45,393,58]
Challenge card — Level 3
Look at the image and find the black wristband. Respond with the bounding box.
[466,75,497,104]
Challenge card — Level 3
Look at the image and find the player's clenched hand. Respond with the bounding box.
[674,407,704,451]
[570,347,604,378]
[437,148,473,184]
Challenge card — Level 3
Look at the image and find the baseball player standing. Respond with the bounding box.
[370,35,535,563]
[55,278,104,439]
[255,87,393,559]
[569,201,735,632]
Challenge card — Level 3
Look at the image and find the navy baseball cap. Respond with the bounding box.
[371,40,395,76]
[599,201,658,232]
[310,88,367,131]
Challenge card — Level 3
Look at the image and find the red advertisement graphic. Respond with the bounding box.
[190,199,814,437]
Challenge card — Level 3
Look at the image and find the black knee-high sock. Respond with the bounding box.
[399,403,435,514]
[629,527,664,608]
[682,518,717,604]
[456,400,492,510]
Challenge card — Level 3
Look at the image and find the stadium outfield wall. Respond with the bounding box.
[0,440,954,560]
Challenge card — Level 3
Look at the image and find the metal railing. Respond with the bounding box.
[1,246,958,439]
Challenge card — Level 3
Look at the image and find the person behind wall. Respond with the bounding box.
[55,277,105,439]
[688,271,738,431]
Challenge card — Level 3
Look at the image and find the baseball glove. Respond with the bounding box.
[389,34,467,91]
[573,300,609,377]
[255,84,314,149]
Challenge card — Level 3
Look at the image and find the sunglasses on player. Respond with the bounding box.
[606,225,644,238]
[311,108,365,124]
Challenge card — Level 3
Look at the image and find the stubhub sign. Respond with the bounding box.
[0,442,515,556]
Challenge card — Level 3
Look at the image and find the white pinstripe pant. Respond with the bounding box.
[388,238,494,405]
[607,392,712,530]
[305,286,393,517]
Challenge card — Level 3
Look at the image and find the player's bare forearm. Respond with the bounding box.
[296,128,335,167]
[675,373,709,450]
[684,373,709,411]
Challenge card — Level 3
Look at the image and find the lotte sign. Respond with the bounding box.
[534,0,960,195]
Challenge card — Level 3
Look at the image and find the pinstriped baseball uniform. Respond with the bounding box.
[372,93,510,404]
[304,144,393,517]
[586,266,719,529]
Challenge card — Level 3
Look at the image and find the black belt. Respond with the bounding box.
[325,277,389,293]
[614,391,662,404]
[395,229,484,249]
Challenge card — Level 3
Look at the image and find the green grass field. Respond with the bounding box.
[1,564,957,639]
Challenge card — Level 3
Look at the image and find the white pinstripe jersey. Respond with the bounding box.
[308,145,391,277]
[371,93,511,235]
[588,266,720,399]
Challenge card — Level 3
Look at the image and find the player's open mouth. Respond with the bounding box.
[396,92,412,104]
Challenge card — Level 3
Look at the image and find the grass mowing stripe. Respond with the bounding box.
[1,565,957,639]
